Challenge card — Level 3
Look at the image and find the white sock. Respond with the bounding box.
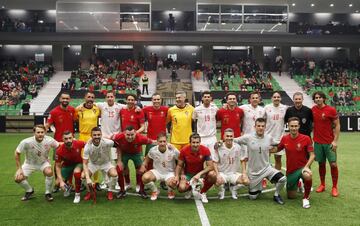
[45,176,54,194]
[19,180,32,192]
[145,182,157,192]
[274,176,286,196]
[108,176,118,192]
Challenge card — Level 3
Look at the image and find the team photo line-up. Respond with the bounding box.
[14,89,340,209]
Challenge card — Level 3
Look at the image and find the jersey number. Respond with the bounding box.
[228,157,234,165]
[108,111,115,118]
[272,114,280,120]
[162,161,166,168]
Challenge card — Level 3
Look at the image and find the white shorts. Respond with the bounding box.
[88,162,115,175]
[22,161,51,177]
[249,166,280,192]
[201,136,217,156]
[150,169,175,182]
[274,149,285,156]
[219,172,242,185]
[111,147,118,160]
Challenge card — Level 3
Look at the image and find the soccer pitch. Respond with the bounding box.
[1,133,360,226]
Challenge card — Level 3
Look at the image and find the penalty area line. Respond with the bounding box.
[195,199,211,226]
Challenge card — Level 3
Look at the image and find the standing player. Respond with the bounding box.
[193,91,218,154]
[14,125,59,201]
[143,93,169,155]
[75,92,101,189]
[233,118,287,205]
[276,117,315,208]
[240,92,265,135]
[112,126,156,198]
[312,91,340,197]
[45,92,76,192]
[214,128,249,200]
[174,134,217,203]
[264,91,287,171]
[120,94,145,133]
[140,133,179,201]
[167,90,194,150]
[55,131,85,203]
[284,92,313,137]
[83,127,118,201]
[46,92,76,142]
[216,92,244,138]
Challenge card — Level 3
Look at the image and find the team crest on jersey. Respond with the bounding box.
[167,155,172,161]
[44,144,49,149]
[93,109,97,114]
[131,115,134,120]
[199,155,203,159]
[321,113,326,120]
[302,118,307,124]
[296,143,302,151]
[185,111,189,116]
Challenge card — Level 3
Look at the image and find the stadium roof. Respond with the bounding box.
[0,0,358,13]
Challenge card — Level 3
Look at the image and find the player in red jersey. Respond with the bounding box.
[120,94,145,191]
[276,117,315,208]
[120,94,145,133]
[312,91,340,197]
[175,134,216,203]
[55,131,85,203]
[46,92,76,141]
[45,92,76,192]
[112,126,156,198]
[143,93,169,154]
[216,92,244,138]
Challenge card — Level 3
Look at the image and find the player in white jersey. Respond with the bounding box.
[213,128,249,200]
[82,127,118,201]
[233,118,287,205]
[240,92,265,135]
[14,125,59,202]
[193,91,218,155]
[140,133,179,200]
[264,91,288,170]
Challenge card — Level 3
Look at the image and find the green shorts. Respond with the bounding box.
[61,164,83,180]
[286,168,303,191]
[185,173,195,181]
[145,144,156,156]
[122,153,143,168]
[314,143,337,163]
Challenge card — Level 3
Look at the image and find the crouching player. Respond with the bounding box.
[140,133,179,201]
[174,134,217,203]
[55,131,85,203]
[14,125,59,201]
[214,128,249,200]
[233,118,287,205]
[275,117,315,208]
[82,127,118,201]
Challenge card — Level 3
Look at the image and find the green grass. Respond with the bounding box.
[0,133,360,226]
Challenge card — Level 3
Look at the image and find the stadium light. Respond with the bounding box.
[349,4,353,7]
[292,3,295,7]
[311,3,315,7]
[330,4,334,7]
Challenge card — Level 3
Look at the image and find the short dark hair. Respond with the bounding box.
[91,126,101,133]
[226,92,237,100]
[272,91,281,97]
[312,91,327,101]
[224,128,234,133]
[85,92,95,97]
[249,91,261,98]
[62,131,73,136]
[60,92,70,97]
[125,125,135,131]
[201,91,212,97]
[255,118,266,124]
[288,117,300,124]
[126,93,137,101]
[189,133,201,142]
[152,93,161,98]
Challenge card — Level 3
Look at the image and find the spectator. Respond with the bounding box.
[21,100,31,115]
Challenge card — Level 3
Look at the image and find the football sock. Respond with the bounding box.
[145,182,157,192]
[74,172,82,193]
[19,180,32,192]
[274,176,286,196]
[108,176,118,192]
[330,165,339,188]
[93,171,99,183]
[45,176,54,194]
[319,162,326,185]
[303,178,312,199]
[200,179,213,194]
[125,174,130,184]
[116,166,125,192]
[136,173,144,192]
